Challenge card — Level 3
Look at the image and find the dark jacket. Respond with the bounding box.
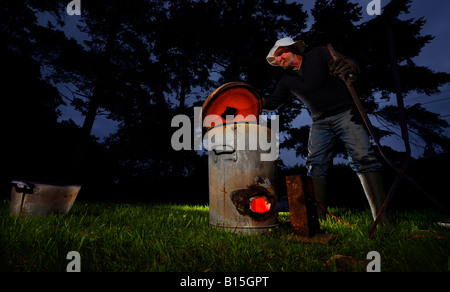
[263,46,355,121]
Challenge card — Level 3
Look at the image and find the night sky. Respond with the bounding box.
[57,0,450,165]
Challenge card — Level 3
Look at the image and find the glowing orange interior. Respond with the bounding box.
[203,88,261,130]
[250,197,271,213]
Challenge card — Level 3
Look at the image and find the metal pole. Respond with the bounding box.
[327,43,449,237]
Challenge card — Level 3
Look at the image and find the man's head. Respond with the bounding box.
[272,47,303,70]
[266,37,305,68]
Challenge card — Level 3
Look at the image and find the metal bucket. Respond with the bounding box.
[10,181,81,216]
[206,123,278,235]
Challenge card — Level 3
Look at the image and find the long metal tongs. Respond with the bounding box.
[327,42,449,238]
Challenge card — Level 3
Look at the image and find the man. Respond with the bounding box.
[263,37,392,226]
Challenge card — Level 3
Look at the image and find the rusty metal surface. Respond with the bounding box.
[285,175,319,237]
[207,124,278,235]
[10,181,81,216]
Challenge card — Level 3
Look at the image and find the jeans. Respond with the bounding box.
[306,109,383,177]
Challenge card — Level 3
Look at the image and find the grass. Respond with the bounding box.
[0,199,449,272]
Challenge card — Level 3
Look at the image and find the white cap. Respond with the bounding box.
[266,37,305,66]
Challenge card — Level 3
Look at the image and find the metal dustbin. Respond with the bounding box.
[202,82,279,235]
[10,181,81,216]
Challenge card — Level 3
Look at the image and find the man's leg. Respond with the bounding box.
[305,118,335,218]
[334,110,393,226]
[358,171,393,226]
[310,177,327,218]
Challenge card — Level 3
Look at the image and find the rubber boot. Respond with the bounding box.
[358,172,394,227]
[311,177,327,219]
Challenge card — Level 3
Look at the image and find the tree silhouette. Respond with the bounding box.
[2,0,449,201]
[306,0,362,49]
[41,0,169,178]
[358,0,450,155]
[1,1,120,193]
[2,1,70,187]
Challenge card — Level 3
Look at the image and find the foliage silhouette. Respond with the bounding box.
[2,0,449,204]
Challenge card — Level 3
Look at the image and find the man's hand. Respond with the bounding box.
[329,57,360,82]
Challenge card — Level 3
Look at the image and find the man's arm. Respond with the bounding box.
[262,80,292,111]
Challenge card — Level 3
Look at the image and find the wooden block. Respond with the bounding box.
[285,175,320,237]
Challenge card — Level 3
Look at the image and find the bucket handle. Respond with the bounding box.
[11,181,37,194]
[212,145,237,162]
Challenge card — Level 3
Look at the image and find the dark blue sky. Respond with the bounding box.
[57,0,450,165]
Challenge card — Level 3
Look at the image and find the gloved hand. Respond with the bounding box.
[329,57,360,82]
